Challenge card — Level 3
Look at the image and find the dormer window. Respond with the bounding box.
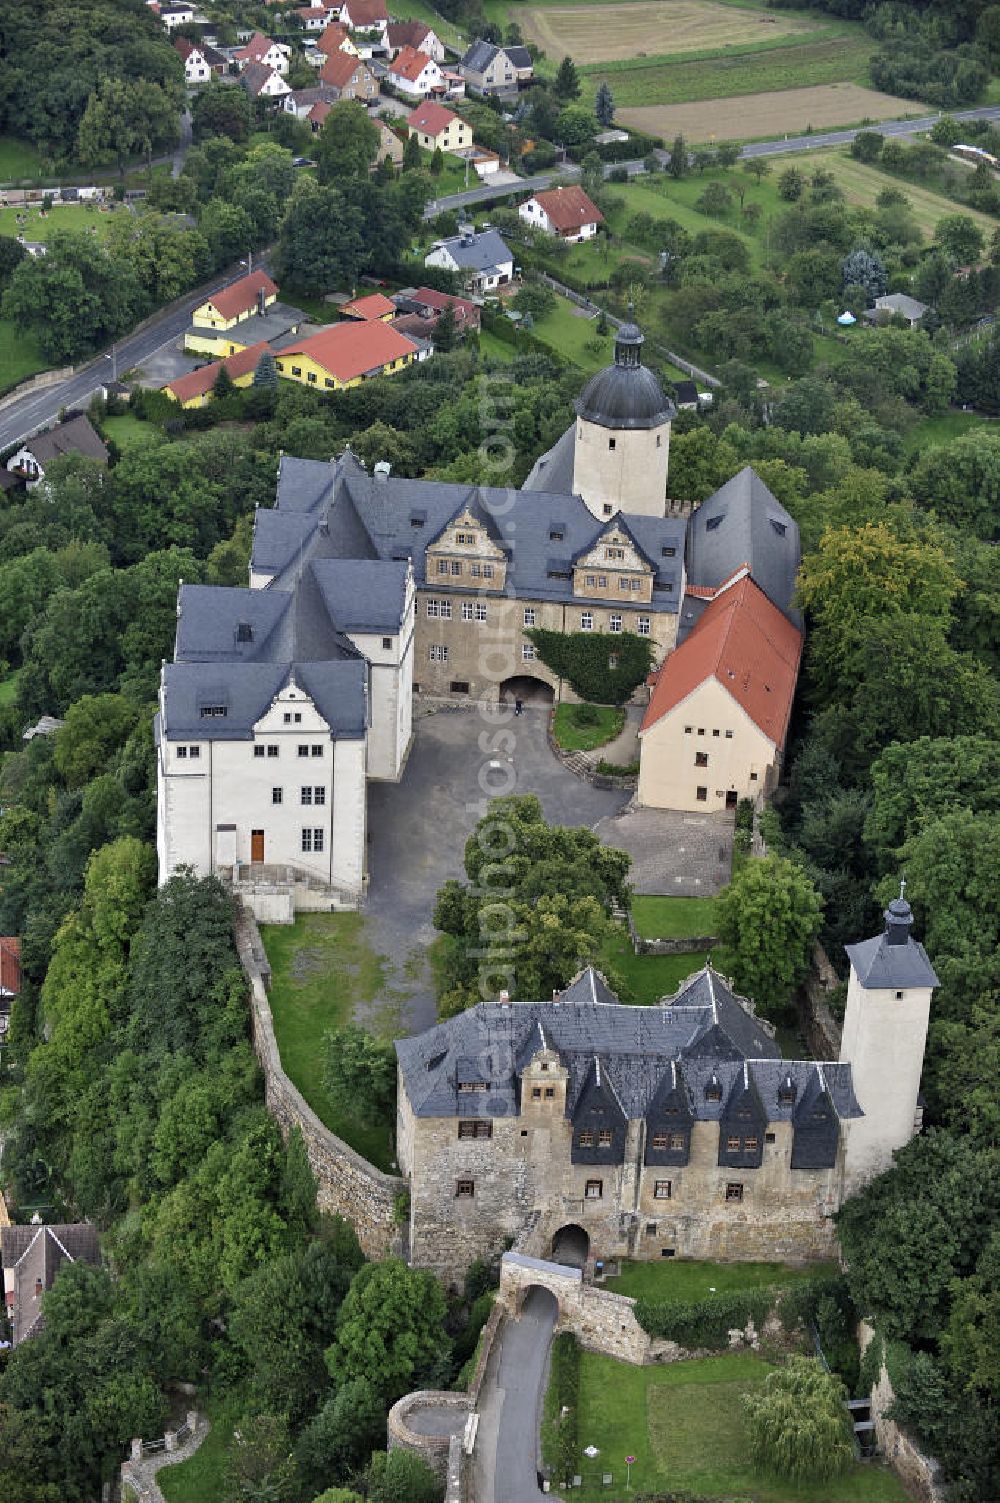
[770,519,787,537]
[199,705,227,718]
[778,1075,796,1105]
[236,622,253,643]
[661,546,676,557]
[549,529,564,542]
[705,514,723,531]
[705,1075,722,1102]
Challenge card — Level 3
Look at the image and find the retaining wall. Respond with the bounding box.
[800,940,843,1060]
[234,905,406,1260]
[387,1391,472,1485]
[859,1322,946,1503]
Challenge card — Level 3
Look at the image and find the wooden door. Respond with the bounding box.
[251,829,265,863]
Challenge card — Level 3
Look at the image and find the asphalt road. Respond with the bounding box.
[0,259,266,453]
[474,1286,559,1503]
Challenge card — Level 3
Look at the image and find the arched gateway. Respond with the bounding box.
[499,674,554,706]
[550,1223,590,1269]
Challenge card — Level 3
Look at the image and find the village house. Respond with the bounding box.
[386,19,445,62]
[396,885,937,1282]
[319,50,378,99]
[295,4,333,29]
[406,100,471,154]
[162,341,272,409]
[2,1224,101,1346]
[341,292,397,321]
[189,269,278,334]
[392,285,480,335]
[520,184,604,241]
[316,20,358,56]
[865,292,928,327]
[234,31,291,73]
[240,63,292,100]
[387,45,444,98]
[273,319,419,390]
[173,36,214,83]
[158,2,195,31]
[338,0,388,37]
[376,119,405,165]
[0,936,20,1041]
[6,414,109,488]
[284,83,340,119]
[424,227,514,294]
[460,39,529,96]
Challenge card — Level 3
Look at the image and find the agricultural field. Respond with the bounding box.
[617,79,919,140]
[519,0,814,67]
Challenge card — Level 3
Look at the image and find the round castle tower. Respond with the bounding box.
[571,315,675,520]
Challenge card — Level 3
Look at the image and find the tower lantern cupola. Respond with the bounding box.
[884,882,914,946]
[614,308,644,369]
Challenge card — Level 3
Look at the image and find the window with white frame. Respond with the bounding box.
[524,608,536,627]
[522,643,535,661]
[462,601,474,621]
[610,614,622,633]
[581,612,594,631]
[637,616,651,636]
[301,828,325,853]
[429,644,448,662]
[475,602,487,621]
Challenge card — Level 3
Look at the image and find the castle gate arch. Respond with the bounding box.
[550,1222,590,1268]
[499,674,555,706]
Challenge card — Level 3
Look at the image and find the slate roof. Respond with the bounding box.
[427,229,513,273]
[24,414,109,468]
[462,38,499,73]
[640,574,802,748]
[395,964,862,1129]
[845,897,939,990]
[505,45,532,68]
[161,658,366,739]
[685,466,802,625]
[259,451,685,611]
[1,1223,101,1346]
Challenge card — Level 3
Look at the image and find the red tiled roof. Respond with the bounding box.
[529,185,604,231]
[309,100,333,124]
[344,0,387,24]
[342,292,397,320]
[166,341,271,404]
[206,270,278,323]
[640,575,802,747]
[391,44,437,83]
[279,321,417,383]
[174,36,198,59]
[387,19,432,49]
[0,938,20,998]
[410,286,477,322]
[235,31,276,61]
[316,21,349,53]
[320,50,367,87]
[407,100,460,135]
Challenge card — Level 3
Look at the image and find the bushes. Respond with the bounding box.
[634,1287,775,1348]
[743,1356,853,1483]
[527,628,653,705]
[541,1332,580,1483]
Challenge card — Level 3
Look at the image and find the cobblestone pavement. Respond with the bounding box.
[592,803,735,896]
[360,705,630,1036]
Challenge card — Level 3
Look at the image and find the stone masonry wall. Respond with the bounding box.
[387,1392,471,1485]
[800,940,843,1061]
[859,1323,947,1503]
[234,906,406,1260]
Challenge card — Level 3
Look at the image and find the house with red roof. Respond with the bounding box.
[387,45,444,98]
[163,342,273,409]
[319,51,378,99]
[341,292,397,322]
[637,571,802,813]
[234,32,291,74]
[240,63,292,100]
[315,21,357,55]
[0,938,20,1002]
[406,101,471,154]
[519,185,604,242]
[339,0,388,34]
[274,321,419,390]
[393,286,480,333]
[174,37,214,84]
[191,270,279,333]
[387,20,445,62]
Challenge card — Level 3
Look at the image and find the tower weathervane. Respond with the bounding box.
[899,876,907,901]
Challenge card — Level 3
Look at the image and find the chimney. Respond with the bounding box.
[257,286,266,316]
[373,460,392,479]
[499,989,510,1004]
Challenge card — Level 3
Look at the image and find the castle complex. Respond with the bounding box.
[156,322,803,909]
[396,895,937,1282]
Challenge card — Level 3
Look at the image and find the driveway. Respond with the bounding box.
[361,705,630,1035]
[473,1286,559,1503]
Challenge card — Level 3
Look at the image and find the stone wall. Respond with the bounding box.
[800,941,843,1061]
[234,906,406,1260]
[498,1253,653,1364]
[387,1391,472,1485]
[859,1323,946,1503]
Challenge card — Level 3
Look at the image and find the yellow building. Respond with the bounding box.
[163,341,271,409]
[274,321,418,391]
[190,269,279,334]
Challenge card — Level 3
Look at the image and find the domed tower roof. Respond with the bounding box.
[574,313,676,432]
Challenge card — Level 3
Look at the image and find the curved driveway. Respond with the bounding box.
[474,1286,560,1503]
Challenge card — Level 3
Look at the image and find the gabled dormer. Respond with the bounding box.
[425,506,506,590]
[644,1060,693,1166]
[572,520,653,603]
[790,1067,840,1171]
[571,1056,627,1164]
[718,1063,767,1169]
[519,1020,568,1118]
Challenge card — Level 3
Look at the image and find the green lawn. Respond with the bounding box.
[600,925,710,1004]
[0,671,21,709]
[261,913,395,1170]
[631,894,717,939]
[604,1256,835,1300]
[0,137,46,183]
[529,293,617,373]
[902,407,995,453]
[573,1351,911,1502]
[0,317,48,396]
[0,200,123,245]
[102,413,166,450]
[158,1397,239,1503]
[553,703,625,752]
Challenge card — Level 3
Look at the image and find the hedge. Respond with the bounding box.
[541,1332,580,1483]
[593,130,663,163]
[634,1287,776,1348]
[527,628,653,705]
